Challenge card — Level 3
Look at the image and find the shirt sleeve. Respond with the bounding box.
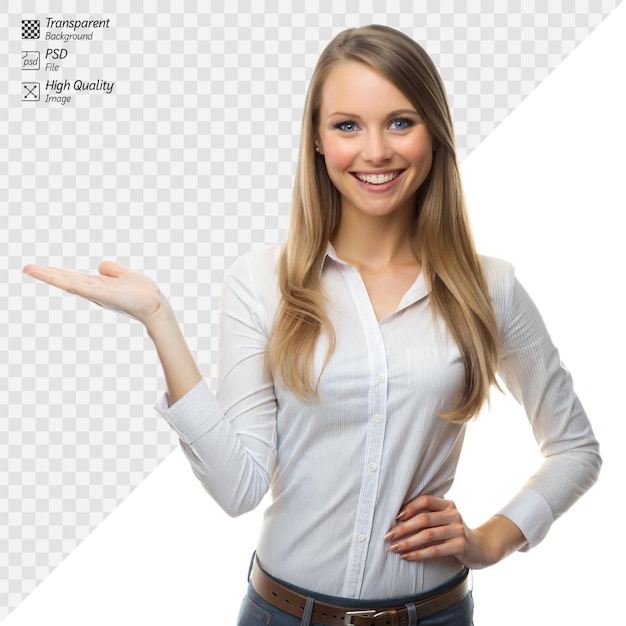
[489,260,601,549]
[154,252,278,517]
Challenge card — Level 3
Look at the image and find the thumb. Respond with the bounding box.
[98,260,129,278]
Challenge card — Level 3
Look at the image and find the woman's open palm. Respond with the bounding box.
[23,261,165,326]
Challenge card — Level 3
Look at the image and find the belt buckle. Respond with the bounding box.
[345,609,391,625]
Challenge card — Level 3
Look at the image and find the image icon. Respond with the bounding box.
[22,51,40,70]
[22,82,40,101]
[22,19,40,39]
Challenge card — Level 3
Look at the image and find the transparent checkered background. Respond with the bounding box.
[0,0,621,619]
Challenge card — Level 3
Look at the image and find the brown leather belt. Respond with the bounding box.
[250,557,471,626]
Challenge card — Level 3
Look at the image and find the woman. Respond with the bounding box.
[23,25,600,625]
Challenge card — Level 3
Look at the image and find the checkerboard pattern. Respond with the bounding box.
[1,0,622,619]
[21,19,40,39]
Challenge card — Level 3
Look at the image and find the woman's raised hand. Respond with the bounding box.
[22,261,167,327]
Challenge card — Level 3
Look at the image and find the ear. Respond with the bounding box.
[312,132,324,155]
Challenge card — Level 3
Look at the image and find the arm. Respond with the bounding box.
[155,253,278,516]
[493,272,601,548]
[144,303,202,405]
[385,260,601,567]
[23,261,202,404]
[23,256,278,517]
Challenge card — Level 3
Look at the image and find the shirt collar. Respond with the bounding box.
[322,241,344,269]
[321,241,430,307]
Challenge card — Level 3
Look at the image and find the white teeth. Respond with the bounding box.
[355,171,400,184]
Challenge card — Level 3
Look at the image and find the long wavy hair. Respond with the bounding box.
[267,25,499,422]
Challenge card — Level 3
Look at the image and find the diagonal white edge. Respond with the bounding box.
[4,446,267,624]
[454,2,624,623]
[5,3,624,624]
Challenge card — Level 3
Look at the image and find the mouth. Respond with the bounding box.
[351,169,406,192]
[352,170,403,185]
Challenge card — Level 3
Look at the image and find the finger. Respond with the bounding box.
[391,495,453,531]
[388,520,465,554]
[23,265,80,287]
[22,264,42,276]
[98,260,129,278]
[397,495,449,520]
[388,497,459,536]
[23,266,103,299]
[387,507,462,542]
[397,536,467,561]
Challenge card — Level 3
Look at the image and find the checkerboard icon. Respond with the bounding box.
[22,19,40,39]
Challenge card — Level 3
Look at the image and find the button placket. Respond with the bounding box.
[339,263,390,598]
[345,339,389,596]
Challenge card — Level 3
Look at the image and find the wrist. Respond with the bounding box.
[473,515,526,566]
[142,297,202,404]
[144,296,177,338]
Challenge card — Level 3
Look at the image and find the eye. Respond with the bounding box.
[334,121,359,133]
[389,118,414,131]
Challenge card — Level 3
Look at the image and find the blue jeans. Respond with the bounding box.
[237,567,474,626]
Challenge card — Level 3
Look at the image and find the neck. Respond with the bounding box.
[331,210,417,271]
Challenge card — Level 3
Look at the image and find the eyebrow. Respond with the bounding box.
[326,109,420,120]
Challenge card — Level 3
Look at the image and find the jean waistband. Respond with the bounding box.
[249,556,471,626]
[247,551,469,609]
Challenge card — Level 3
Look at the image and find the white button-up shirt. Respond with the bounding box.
[156,243,600,599]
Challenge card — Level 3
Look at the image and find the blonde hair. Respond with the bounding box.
[267,25,499,422]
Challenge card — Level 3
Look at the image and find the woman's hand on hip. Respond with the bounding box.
[385,494,526,570]
[22,261,167,328]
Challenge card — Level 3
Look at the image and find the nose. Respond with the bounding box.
[361,130,392,164]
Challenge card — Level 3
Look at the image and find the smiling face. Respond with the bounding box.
[316,61,434,224]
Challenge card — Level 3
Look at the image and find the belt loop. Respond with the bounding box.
[405,602,418,626]
[301,597,315,626]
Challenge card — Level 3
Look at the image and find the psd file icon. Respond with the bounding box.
[22,51,40,70]
[22,82,40,101]
[22,20,40,39]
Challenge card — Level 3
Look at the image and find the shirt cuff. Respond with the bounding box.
[497,488,555,551]
[154,379,223,445]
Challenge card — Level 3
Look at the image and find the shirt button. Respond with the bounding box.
[376,374,385,383]
[357,534,366,542]
[373,414,383,423]
[368,462,378,472]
